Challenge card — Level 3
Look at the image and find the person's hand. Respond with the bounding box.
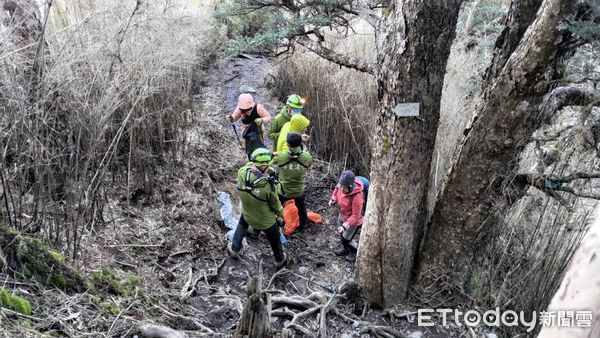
[226,114,234,123]
[255,117,263,126]
[301,134,310,142]
[328,199,335,206]
[277,217,285,225]
[338,223,349,233]
[337,226,345,234]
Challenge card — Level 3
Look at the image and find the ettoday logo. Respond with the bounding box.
[417,308,593,332]
[418,308,536,332]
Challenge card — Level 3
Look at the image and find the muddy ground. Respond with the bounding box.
[0,55,492,337]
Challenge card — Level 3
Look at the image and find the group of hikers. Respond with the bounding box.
[225,88,368,268]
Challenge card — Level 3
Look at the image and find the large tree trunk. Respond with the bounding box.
[418,0,578,289]
[355,0,463,307]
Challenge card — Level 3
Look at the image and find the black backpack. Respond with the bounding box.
[242,122,266,160]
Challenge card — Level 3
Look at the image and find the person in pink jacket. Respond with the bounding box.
[328,170,364,262]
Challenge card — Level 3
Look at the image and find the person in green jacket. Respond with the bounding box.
[269,94,304,150]
[276,114,310,153]
[271,132,313,230]
[227,148,287,268]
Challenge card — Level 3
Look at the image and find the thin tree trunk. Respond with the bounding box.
[483,0,543,85]
[418,0,578,290]
[356,0,463,307]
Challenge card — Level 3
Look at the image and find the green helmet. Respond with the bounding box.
[250,148,272,166]
[286,94,304,109]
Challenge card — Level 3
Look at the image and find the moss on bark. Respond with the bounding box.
[0,226,86,292]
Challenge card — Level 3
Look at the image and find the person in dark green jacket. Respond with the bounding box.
[228,148,287,267]
[271,132,313,230]
[268,94,304,150]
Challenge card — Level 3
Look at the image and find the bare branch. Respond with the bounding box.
[516,172,600,201]
[296,36,375,75]
[559,186,600,200]
[549,172,600,183]
[538,85,600,121]
[340,0,387,30]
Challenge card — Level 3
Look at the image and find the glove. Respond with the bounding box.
[255,117,263,126]
[226,114,234,123]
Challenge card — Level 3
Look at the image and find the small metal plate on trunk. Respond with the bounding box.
[393,103,420,118]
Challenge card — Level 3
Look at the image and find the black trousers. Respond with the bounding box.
[232,216,284,262]
[279,194,308,229]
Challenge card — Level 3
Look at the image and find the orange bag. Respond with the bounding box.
[282,199,323,236]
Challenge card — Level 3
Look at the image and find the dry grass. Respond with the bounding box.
[269,20,377,175]
[0,0,221,258]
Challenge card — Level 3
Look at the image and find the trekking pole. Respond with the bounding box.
[230,123,244,149]
[289,271,337,294]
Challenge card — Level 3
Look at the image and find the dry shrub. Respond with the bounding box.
[269,21,377,175]
[0,0,221,257]
[471,150,597,336]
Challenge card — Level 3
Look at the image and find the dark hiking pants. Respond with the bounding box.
[339,218,360,253]
[279,194,308,229]
[232,216,284,262]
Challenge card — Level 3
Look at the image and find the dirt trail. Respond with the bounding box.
[207,53,356,304]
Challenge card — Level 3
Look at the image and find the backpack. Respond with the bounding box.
[351,176,370,215]
[242,121,266,160]
[279,150,309,169]
[238,168,277,203]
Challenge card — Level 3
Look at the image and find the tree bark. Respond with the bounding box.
[418,0,579,289]
[235,276,272,338]
[355,0,463,307]
[483,0,543,85]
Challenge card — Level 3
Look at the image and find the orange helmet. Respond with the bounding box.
[238,93,254,110]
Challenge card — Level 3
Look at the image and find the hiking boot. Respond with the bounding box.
[335,247,350,256]
[227,243,239,259]
[275,253,288,269]
[345,252,356,262]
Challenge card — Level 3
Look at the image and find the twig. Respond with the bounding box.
[267,268,290,289]
[153,305,213,333]
[107,300,137,336]
[114,261,136,269]
[286,323,316,337]
[168,250,192,258]
[105,243,163,248]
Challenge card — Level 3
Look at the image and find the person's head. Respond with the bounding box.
[286,94,304,116]
[286,132,302,149]
[238,93,255,114]
[250,148,273,171]
[290,114,310,133]
[339,170,355,194]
